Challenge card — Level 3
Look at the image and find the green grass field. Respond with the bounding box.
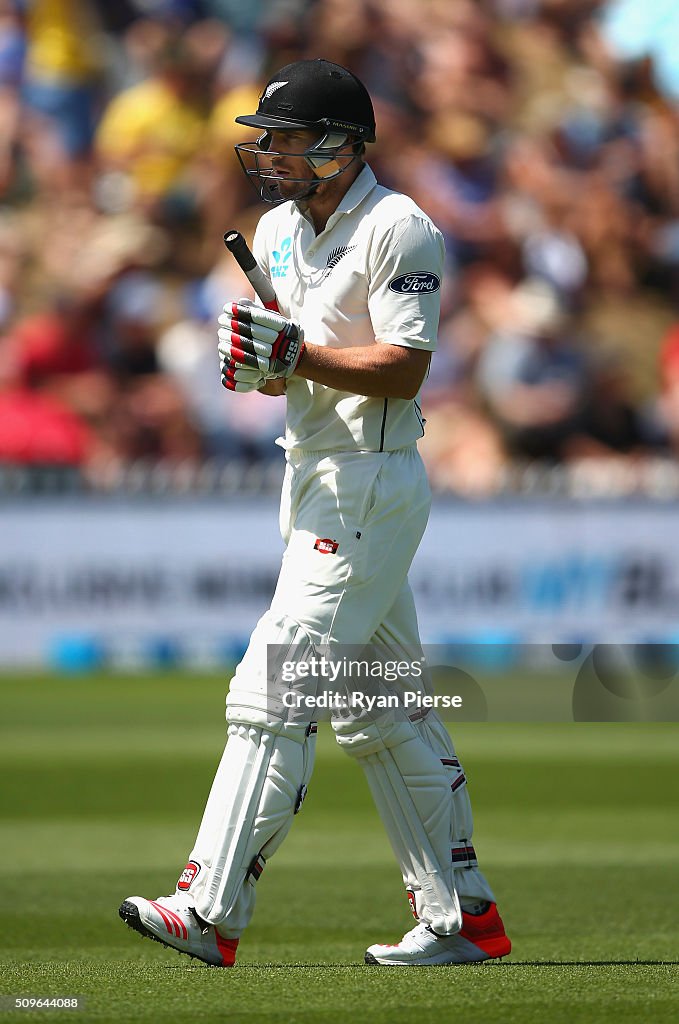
[1,673,678,1024]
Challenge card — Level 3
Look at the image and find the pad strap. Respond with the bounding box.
[451,840,477,869]
[441,756,467,793]
[246,853,266,882]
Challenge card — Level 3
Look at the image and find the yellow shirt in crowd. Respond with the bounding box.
[26,0,100,83]
[96,78,209,198]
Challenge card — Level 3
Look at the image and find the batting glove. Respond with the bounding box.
[218,298,269,392]
[218,299,306,380]
[220,358,267,393]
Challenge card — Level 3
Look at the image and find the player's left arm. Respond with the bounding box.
[294,343,430,400]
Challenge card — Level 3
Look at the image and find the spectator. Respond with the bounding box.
[476,278,591,459]
[95,35,215,217]
[0,1,25,195]
[22,0,103,191]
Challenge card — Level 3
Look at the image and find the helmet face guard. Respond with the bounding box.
[234,129,362,205]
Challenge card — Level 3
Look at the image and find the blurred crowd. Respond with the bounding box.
[1,0,679,494]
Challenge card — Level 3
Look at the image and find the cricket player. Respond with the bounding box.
[119,58,511,967]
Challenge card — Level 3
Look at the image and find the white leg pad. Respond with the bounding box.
[334,714,462,936]
[178,611,319,937]
[183,719,315,937]
[412,713,495,907]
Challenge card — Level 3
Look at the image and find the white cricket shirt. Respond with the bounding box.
[252,165,445,452]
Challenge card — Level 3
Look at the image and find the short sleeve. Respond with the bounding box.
[368,215,445,352]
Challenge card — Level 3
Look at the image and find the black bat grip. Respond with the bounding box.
[223,229,279,309]
[223,231,257,273]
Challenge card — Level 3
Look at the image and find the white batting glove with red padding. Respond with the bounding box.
[218,299,306,380]
[221,358,267,393]
[218,298,268,392]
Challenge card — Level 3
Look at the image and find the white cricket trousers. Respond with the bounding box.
[184,445,494,935]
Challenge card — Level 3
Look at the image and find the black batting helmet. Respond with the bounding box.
[236,59,376,142]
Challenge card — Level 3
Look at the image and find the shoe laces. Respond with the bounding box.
[154,895,211,935]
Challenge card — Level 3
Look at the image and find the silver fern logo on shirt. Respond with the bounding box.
[389,272,440,294]
[321,245,357,279]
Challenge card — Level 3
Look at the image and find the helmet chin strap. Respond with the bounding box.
[295,154,361,205]
[310,158,343,180]
[296,133,361,202]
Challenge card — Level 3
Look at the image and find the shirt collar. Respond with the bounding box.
[332,164,377,217]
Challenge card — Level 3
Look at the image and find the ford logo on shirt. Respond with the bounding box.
[388,272,441,294]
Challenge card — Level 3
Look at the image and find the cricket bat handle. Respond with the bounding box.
[223,231,279,311]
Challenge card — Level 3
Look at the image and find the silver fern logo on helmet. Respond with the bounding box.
[263,81,287,100]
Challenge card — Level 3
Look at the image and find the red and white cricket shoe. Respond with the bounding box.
[118,895,239,967]
[365,902,511,965]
